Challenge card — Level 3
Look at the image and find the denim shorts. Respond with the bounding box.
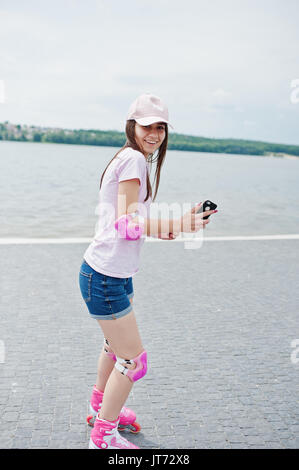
[79,259,134,320]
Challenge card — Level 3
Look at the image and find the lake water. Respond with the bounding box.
[1,140,299,238]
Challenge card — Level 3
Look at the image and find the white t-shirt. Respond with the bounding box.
[84,147,152,278]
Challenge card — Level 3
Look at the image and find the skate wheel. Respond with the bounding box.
[86,414,95,427]
[130,421,141,434]
[118,421,141,434]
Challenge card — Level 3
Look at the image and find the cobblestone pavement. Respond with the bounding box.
[0,240,298,449]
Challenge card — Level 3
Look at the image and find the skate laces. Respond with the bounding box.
[94,416,118,432]
[92,416,139,449]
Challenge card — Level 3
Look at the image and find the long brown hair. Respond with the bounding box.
[99,120,168,202]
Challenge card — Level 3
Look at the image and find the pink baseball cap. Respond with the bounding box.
[127,93,173,129]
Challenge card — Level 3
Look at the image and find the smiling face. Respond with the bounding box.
[134,122,166,158]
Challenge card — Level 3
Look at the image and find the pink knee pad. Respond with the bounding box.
[105,350,116,361]
[114,212,145,241]
[115,350,147,382]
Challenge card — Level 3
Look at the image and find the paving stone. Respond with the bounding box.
[0,241,298,449]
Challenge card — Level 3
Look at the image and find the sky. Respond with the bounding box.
[0,0,299,145]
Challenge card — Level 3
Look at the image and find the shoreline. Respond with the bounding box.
[265,152,299,159]
[1,139,299,159]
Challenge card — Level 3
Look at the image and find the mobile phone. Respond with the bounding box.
[197,200,218,219]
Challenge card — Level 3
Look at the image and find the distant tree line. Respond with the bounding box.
[1,121,298,157]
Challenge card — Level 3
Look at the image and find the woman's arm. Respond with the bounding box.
[117,180,215,238]
[117,179,178,238]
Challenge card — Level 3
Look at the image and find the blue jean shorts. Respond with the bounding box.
[79,259,134,320]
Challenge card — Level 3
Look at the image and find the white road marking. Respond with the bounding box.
[0,234,299,244]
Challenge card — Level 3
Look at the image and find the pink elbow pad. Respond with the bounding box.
[114,212,145,240]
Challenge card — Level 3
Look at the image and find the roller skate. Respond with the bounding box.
[89,415,139,449]
[86,385,141,434]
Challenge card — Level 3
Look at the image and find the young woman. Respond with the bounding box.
[79,93,217,449]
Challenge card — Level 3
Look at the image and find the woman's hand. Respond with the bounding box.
[175,202,217,233]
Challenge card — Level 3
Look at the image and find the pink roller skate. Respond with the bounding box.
[89,415,139,449]
[86,385,141,434]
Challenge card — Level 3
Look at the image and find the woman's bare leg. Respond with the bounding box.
[96,309,144,422]
[95,298,134,393]
[95,344,115,392]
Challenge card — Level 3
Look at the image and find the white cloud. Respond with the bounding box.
[212,89,232,98]
[207,89,235,111]
[243,120,256,127]
[0,0,299,143]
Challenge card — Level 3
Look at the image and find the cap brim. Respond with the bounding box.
[135,116,174,129]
